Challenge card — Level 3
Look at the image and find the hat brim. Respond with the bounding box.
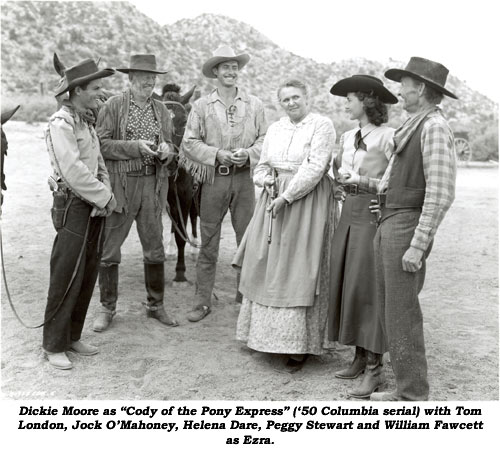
[1,105,21,125]
[116,68,168,74]
[330,77,398,104]
[385,69,458,99]
[55,69,115,97]
[202,54,250,79]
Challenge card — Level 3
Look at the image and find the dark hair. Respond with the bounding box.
[423,85,444,104]
[163,91,181,103]
[68,81,89,98]
[277,79,308,100]
[354,92,388,126]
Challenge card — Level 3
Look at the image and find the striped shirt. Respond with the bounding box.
[379,108,456,251]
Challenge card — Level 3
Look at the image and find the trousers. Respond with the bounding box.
[43,197,104,353]
[101,174,165,265]
[194,168,255,308]
[373,210,431,400]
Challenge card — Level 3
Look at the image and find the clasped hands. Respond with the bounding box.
[216,148,249,167]
[91,195,117,218]
[138,140,175,164]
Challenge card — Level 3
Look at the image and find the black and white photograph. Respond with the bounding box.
[1,0,498,449]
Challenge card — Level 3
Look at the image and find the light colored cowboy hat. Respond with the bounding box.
[1,105,21,125]
[202,45,250,79]
[55,59,114,97]
[330,75,398,104]
[117,54,168,74]
[385,56,458,99]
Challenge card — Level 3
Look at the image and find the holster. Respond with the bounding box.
[51,190,70,231]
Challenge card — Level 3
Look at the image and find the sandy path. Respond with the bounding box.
[1,121,498,400]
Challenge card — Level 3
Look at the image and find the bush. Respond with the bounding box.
[1,94,57,124]
[470,124,499,161]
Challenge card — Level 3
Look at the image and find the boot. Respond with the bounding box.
[144,263,178,326]
[335,347,367,379]
[348,351,385,399]
[93,264,118,332]
[235,272,243,304]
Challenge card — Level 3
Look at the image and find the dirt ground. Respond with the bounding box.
[1,121,498,401]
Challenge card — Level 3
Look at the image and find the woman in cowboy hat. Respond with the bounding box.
[327,75,398,398]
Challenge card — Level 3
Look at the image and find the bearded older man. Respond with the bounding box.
[93,54,178,331]
[370,57,457,401]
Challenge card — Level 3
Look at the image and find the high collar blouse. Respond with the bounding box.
[253,113,336,203]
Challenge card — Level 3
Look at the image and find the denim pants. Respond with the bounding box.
[373,211,431,400]
[194,168,255,308]
[43,197,104,353]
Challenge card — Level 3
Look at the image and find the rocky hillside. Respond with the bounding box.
[1,1,497,154]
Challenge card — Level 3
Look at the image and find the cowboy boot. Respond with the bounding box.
[335,347,367,379]
[348,351,386,399]
[144,262,178,326]
[93,264,118,332]
[235,272,243,304]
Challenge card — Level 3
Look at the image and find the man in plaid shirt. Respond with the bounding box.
[370,57,457,401]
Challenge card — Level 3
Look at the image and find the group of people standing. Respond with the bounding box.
[38,43,456,402]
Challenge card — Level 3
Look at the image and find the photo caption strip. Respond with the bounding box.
[11,401,490,446]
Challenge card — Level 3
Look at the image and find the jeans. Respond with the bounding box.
[43,197,104,353]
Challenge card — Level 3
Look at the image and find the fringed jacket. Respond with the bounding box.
[95,90,174,216]
[179,88,267,184]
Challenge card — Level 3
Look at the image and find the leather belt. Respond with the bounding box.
[343,184,359,195]
[215,165,249,176]
[127,165,156,176]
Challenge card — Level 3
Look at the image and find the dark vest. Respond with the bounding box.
[385,119,427,208]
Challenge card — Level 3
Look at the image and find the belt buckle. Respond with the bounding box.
[218,165,231,176]
[144,165,155,176]
[345,184,358,195]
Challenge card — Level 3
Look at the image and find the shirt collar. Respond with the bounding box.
[281,112,314,128]
[130,90,153,108]
[207,87,248,105]
[359,122,377,137]
[61,100,91,124]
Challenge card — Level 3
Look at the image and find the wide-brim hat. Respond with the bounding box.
[202,45,250,79]
[55,59,114,97]
[330,75,398,104]
[385,56,457,99]
[1,105,21,125]
[117,54,168,74]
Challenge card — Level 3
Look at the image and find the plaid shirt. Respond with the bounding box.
[126,96,160,166]
[379,109,456,251]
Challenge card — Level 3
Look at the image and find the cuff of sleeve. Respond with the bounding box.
[281,193,293,204]
[410,231,431,252]
[358,175,374,193]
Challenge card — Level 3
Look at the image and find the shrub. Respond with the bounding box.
[1,94,57,124]
[470,124,499,161]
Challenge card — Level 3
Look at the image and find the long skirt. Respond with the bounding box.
[327,193,387,354]
[233,175,335,355]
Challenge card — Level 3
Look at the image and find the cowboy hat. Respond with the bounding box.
[385,57,458,99]
[1,105,21,125]
[116,54,168,74]
[330,75,398,104]
[202,45,250,79]
[55,59,114,97]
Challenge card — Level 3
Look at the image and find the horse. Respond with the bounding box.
[53,54,199,285]
[161,83,201,286]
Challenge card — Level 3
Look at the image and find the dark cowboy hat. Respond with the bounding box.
[1,105,21,125]
[117,54,168,74]
[330,75,398,104]
[202,45,250,79]
[385,57,458,99]
[55,59,114,97]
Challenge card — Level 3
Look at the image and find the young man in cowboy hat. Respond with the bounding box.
[1,104,20,206]
[43,59,117,369]
[370,57,457,400]
[94,54,178,331]
[180,45,267,322]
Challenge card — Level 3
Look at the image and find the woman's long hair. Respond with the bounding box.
[354,92,388,126]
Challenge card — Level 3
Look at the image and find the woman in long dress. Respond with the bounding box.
[327,75,398,397]
[233,79,336,371]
